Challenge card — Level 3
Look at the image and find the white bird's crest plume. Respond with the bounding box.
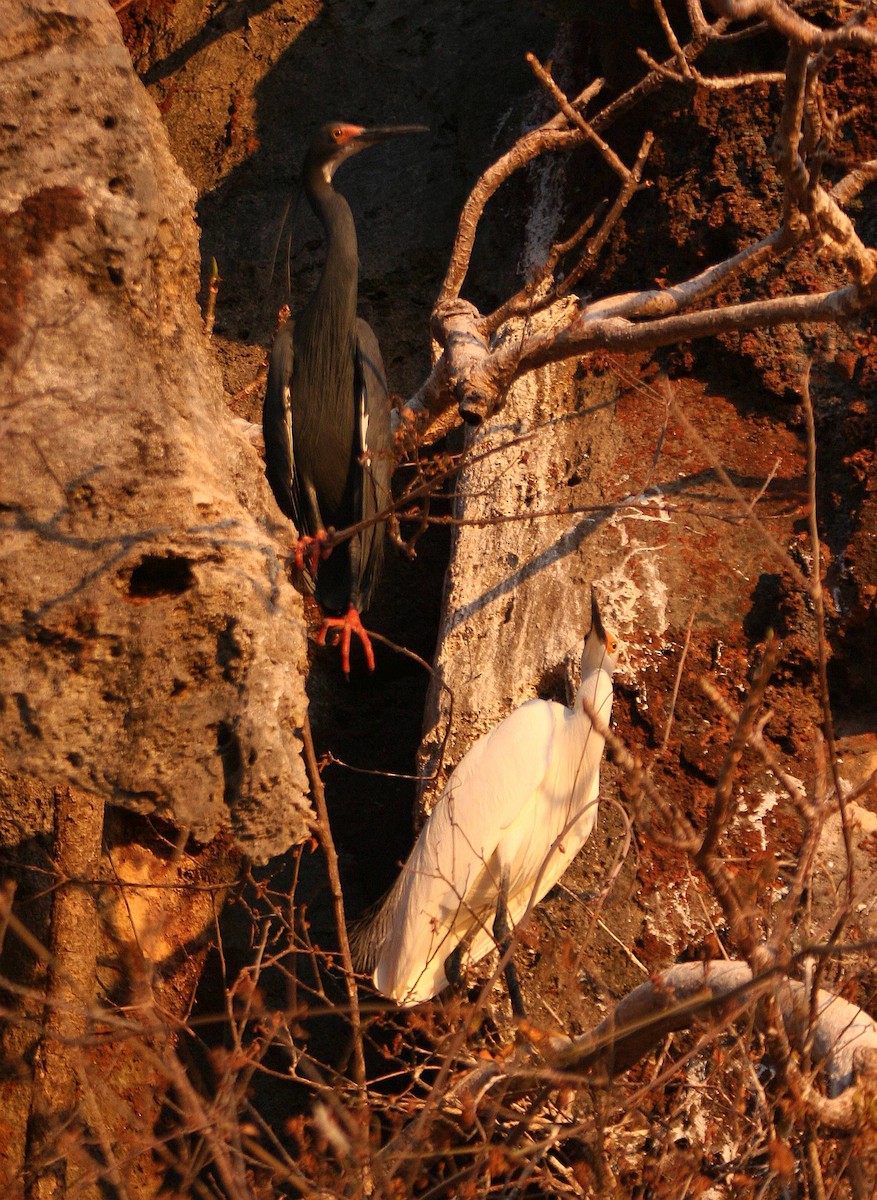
[351,587,619,1008]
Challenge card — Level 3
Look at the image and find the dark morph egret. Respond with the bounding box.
[353,590,619,1014]
[262,122,426,673]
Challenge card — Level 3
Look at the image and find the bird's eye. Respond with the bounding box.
[332,127,343,141]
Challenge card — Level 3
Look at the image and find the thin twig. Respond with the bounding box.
[800,370,856,1032]
[660,604,697,753]
[557,131,655,299]
[526,54,631,182]
[700,633,780,859]
[699,679,809,813]
[300,713,367,1094]
[665,381,810,593]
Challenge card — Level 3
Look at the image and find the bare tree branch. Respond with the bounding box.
[708,0,877,53]
[526,53,631,182]
[301,715,368,1097]
[401,2,877,444]
[445,962,877,1135]
[554,960,877,1105]
[437,123,597,308]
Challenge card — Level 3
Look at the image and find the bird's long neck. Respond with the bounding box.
[301,170,359,346]
[291,168,360,460]
[575,665,613,730]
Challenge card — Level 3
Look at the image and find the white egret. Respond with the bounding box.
[352,589,618,1013]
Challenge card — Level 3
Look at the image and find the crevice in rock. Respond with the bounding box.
[127,553,196,598]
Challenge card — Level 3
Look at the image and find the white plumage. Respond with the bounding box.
[354,590,618,1007]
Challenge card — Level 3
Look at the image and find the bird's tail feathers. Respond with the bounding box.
[346,871,406,972]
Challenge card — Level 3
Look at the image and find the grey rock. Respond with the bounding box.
[0,0,309,859]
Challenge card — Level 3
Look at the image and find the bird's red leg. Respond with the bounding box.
[316,607,376,674]
[294,529,331,575]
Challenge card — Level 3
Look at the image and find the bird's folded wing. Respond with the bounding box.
[441,698,559,836]
[351,320,391,608]
[373,700,559,1001]
[262,323,304,531]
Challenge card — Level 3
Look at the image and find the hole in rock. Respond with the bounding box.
[128,553,195,599]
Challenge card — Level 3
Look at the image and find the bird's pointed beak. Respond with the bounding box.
[353,124,429,147]
[590,587,607,646]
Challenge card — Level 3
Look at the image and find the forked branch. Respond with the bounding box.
[402,3,877,443]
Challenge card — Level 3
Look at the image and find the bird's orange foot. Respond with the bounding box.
[316,607,376,675]
[295,529,331,575]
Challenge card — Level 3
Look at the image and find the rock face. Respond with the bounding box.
[0,0,309,858]
[1,2,875,1195]
[418,352,811,805]
[414,15,877,1027]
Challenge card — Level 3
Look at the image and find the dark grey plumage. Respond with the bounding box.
[262,122,425,651]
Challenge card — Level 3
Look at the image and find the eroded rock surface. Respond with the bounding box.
[0,0,309,857]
